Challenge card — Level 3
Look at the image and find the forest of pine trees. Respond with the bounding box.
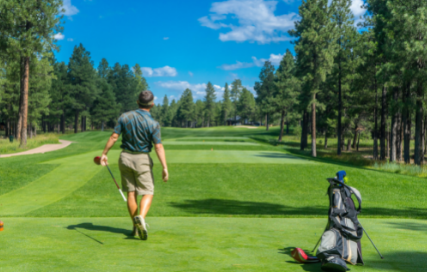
[2,0,427,165]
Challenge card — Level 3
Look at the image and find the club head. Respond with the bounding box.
[94,156,101,165]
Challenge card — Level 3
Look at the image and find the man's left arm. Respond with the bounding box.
[101,133,119,166]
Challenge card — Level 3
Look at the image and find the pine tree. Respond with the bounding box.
[28,56,54,137]
[238,88,256,123]
[177,89,194,127]
[230,79,242,121]
[91,77,120,131]
[194,100,205,127]
[0,0,63,146]
[133,63,149,92]
[289,0,338,157]
[255,61,276,131]
[204,82,216,127]
[67,44,98,133]
[382,0,427,165]
[98,58,110,79]
[49,61,68,133]
[274,50,300,142]
[221,83,232,125]
[330,0,355,155]
[161,95,169,126]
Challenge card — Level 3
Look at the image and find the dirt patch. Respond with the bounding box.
[0,140,72,158]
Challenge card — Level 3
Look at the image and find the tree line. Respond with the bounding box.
[2,0,427,167]
[246,0,427,166]
[150,80,262,128]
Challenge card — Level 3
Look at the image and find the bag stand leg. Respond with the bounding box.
[312,221,330,252]
[362,226,384,259]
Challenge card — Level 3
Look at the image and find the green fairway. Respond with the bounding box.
[1,217,425,272]
[1,128,426,271]
[163,141,260,145]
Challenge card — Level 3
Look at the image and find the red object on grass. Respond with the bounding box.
[291,248,320,263]
[94,156,101,165]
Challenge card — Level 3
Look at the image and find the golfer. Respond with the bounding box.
[100,90,168,240]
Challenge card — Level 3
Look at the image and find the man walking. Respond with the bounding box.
[100,90,168,240]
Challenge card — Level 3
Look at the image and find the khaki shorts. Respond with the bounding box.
[118,151,154,195]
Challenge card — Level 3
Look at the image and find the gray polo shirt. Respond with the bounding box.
[114,109,162,153]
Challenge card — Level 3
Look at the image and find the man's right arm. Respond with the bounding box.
[154,143,168,182]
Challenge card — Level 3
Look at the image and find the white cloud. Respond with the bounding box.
[189,71,194,77]
[67,38,74,42]
[199,0,298,44]
[163,37,169,40]
[154,96,158,101]
[220,52,284,70]
[53,33,65,40]
[219,61,254,70]
[141,66,177,77]
[350,0,366,26]
[156,81,225,99]
[350,0,365,17]
[61,0,79,16]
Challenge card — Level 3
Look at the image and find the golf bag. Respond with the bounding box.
[316,172,364,272]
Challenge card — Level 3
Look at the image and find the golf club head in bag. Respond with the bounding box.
[291,248,320,264]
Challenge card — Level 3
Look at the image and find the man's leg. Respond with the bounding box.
[127,191,138,223]
[139,194,153,218]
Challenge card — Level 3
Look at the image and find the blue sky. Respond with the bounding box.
[54,0,365,103]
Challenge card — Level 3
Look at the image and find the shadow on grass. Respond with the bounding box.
[169,199,326,216]
[279,247,321,272]
[67,223,139,242]
[169,199,427,218]
[279,247,427,271]
[363,251,427,271]
[254,152,308,160]
[386,221,427,233]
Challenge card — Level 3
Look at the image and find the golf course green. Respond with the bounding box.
[1,127,426,271]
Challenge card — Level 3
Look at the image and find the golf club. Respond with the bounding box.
[94,156,127,202]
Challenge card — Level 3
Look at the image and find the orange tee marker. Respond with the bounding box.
[0,221,4,231]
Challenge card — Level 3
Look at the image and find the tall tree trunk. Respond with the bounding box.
[424,116,427,156]
[300,110,307,151]
[352,125,358,149]
[404,83,411,163]
[265,114,269,131]
[337,46,342,156]
[61,113,65,134]
[357,131,361,151]
[347,139,351,151]
[390,114,397,162]
[19,57,30,147]
[278,110,285,142]
[391,87,400,162]
[387,130,390,158]
[373,79,379,160]
[324,130,328,149]
[415,82,423,165]
[397,107,403,162]
[5,119,9,137]
[311,97,317,157]
[17,59,24,140]
[74,111,79,133]
[380,86,387,160]
[286,121,289,134]
[101,121,104,131]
